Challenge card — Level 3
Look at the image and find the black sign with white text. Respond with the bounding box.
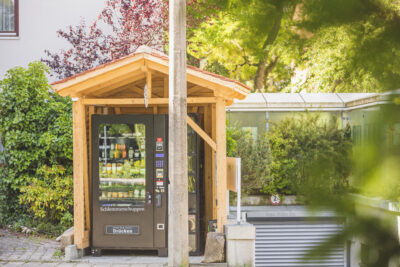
[105,225,140,235]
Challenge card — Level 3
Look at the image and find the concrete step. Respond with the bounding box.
[190,263,227,267]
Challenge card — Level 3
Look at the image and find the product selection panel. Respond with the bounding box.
[155,138,165,194]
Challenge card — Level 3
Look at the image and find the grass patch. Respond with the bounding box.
[52,249,64,259]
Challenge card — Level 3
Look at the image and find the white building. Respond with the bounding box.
[0,0,104,81]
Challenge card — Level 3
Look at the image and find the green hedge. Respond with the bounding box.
[0,62,73,233]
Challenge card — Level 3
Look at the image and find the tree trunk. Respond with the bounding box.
[264,55,279,89]
[254,2,284,91]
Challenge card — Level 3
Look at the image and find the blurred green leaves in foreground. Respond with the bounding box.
[302,92,400,266]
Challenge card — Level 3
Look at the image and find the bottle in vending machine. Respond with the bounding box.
[134,149,140,160]
[114,144,121,159]
[106,163,112,175]
[110,144,115,159]
[122,144,127,159]
[112,163,117,174]
[128,146,134,159]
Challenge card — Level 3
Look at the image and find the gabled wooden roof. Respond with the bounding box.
[52,46,250,102]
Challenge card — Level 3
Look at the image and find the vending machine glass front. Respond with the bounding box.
[92,115,154,250]
[98,123,146,212]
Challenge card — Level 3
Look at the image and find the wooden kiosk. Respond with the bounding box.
[52,46,250,251]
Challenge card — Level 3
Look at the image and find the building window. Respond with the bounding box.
[0,0,18,37]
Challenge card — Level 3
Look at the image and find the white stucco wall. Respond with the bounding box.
[0,0,105,82]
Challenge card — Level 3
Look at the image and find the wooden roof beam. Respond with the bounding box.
[146,70,152,99]
[81,97,217,105]
[55,58,145,97]
[146,61,218,92]
[81,72,145,97]
[188,85,209,95]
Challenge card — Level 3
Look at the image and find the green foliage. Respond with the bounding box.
[188,1,300,89]
[188,0,400,92]
[19,165,73,223]
[296,13,400,92]
[227,127,271,195]
[0,62,73,227]
[228,114,352,196]
[226,123,238,156]
[302,100,400,266]
[266,114,352,195]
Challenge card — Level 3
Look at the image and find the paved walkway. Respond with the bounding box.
[0,229,203,266]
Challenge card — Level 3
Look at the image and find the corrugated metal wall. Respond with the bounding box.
[252,220,346,267]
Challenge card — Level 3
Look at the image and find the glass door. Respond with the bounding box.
[98,123,147,212]
[92,115,154,249]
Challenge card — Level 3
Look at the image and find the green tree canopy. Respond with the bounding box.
[189,0,400,92]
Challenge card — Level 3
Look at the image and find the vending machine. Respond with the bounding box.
[91,114,202,256]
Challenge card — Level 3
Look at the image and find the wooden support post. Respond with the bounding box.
[164,76,168,98]
[211,104,217,219]
[85,106,95,236]
[215,98,227,232]
[168,0,188,265]
[204,105,213,229]
[72,99,87,249]
[147,71,152,98]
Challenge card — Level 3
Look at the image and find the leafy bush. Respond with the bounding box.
[227,127,271,195]
[228,113,352,196]
[0,62,73,228]
[19,165,73,223]
[265,114,352,196]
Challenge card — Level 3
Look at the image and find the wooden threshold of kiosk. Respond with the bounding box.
[186,115,216,151]
[82,97,217,105]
